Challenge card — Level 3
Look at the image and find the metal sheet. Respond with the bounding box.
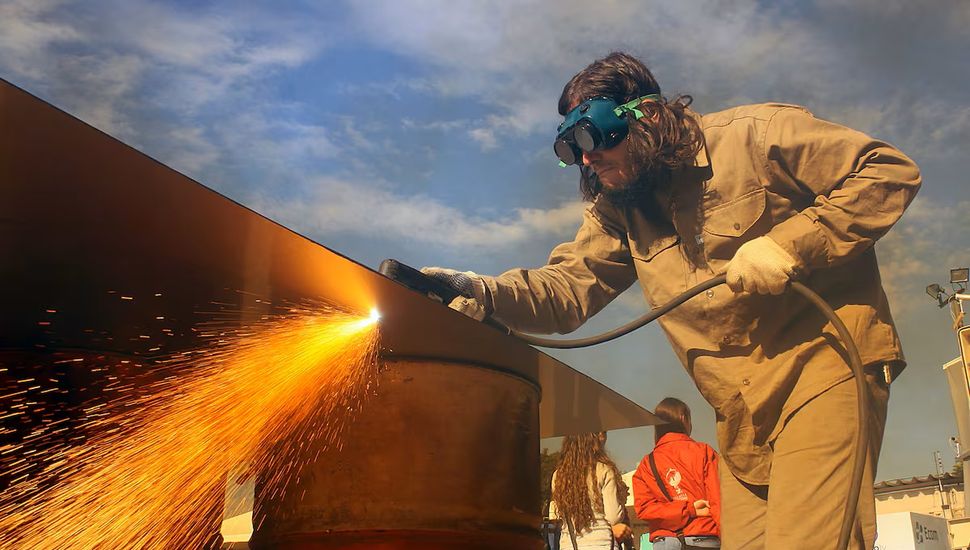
[0,78,659,438]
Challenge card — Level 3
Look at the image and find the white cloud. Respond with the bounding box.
[337,1,816,147]
[63,53,145,136]
[108,2,237,68]
[3,0,966,277]
[104,1,319,75]
[0,0,325,124]
[876,196,970,318]
[161,126,221,176]
[0,1,143,135]
[0,0,337,179]
[339,116,375,150]
[102,3,321,112]
[820,96,970,163]
[253,176,586,250]
[340,0,968,162]
[401,118,468,132]
[468,127,498,151]
[198,112,342,189]
[0,0,81,79]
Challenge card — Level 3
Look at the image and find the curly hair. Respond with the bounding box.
[558,51,704,203]
[551,433,627,534]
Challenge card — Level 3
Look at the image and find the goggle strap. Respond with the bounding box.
[614,94,661,120]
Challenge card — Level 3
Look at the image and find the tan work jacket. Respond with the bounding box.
[484,104,921,484]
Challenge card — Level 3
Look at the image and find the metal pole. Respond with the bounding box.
[935,450,952,518]
[949,438,967,518]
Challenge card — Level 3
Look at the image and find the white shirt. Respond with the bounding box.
[549,462,626,549]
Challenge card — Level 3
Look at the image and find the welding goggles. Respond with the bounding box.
[554,94,660,166]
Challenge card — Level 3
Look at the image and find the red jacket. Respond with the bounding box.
[632,433,720,541]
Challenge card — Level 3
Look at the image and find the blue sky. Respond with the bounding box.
[3,0,969,480]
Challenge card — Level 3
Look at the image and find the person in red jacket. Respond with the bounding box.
[633,398,720,549]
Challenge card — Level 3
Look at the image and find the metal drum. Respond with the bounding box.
[251,358,542,550]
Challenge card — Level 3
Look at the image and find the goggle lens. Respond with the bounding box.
[574,121,599,152]
[554,139,579,165]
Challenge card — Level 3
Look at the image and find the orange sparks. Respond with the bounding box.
[0,304,381,548]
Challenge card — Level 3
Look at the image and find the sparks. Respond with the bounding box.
[0,304,381,549]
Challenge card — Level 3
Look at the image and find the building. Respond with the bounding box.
[619,470,969,549]
[875,472,968,549]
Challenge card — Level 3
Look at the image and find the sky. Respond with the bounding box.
[2,0,968,481]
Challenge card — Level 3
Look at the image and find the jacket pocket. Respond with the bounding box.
[702,187,768,264]
[629,234,680,262]
[703,187,767,238]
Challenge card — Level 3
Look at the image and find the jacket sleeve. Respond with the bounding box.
[704,446,721,529]
[632,458,692,532]
[761,106,921,273]
[600,464,627,526]
[482,201,638,334]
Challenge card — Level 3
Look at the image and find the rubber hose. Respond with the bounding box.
[511,275,869,550]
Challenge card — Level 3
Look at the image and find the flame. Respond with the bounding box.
[0,304,380,548]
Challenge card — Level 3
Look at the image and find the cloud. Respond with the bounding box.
[159,126,222,177]
[0,0,345,191]
[55,53,145,136]
[252,176,587,250]
[0,0,81,79]
[339,0,969,161]
[342,1,813,135]
[0,1,143,136]
[3,0,966,279]
[99,2,322,113]
[876,195,970,318]
[0,0,326,139]
[468,127,498,151]
[401,117,468,132]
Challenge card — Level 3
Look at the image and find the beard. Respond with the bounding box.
[595,163,671,210]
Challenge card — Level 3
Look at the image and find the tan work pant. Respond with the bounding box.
[719,372,890,550]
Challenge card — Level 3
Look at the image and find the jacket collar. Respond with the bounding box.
[679,107,712,177]
[656,432,692,447]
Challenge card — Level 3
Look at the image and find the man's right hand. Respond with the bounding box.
[420,267,489,321]
[693,499,711,517]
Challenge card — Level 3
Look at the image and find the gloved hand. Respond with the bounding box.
[420,267,489,321]
[725,236,798,295]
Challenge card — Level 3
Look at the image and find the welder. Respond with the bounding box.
[423,52,920,549]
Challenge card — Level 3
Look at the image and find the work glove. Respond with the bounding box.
[420,267,489,321]
[725,236,798,295]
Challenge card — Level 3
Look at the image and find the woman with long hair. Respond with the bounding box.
[549,432,632,549]
[633,398,720,549]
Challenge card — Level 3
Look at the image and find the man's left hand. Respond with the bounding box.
[725,236,798,295]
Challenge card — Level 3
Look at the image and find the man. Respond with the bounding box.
[424,51,920,549]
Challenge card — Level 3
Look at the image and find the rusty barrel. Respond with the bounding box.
[251,358,543,549]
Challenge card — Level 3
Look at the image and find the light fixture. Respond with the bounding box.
[927,283,950,308]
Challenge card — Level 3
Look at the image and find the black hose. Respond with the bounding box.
[511,275,868,550]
